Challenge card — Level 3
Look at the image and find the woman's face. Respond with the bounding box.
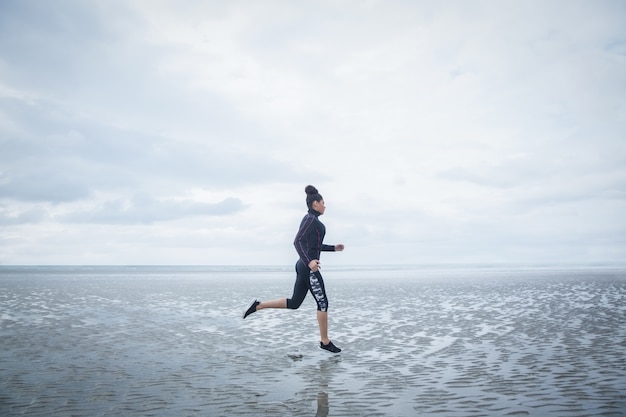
[312,199,326,215]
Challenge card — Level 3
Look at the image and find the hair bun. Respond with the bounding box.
[305,185,318,195]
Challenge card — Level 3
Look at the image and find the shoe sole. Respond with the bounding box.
[243,298,258,319]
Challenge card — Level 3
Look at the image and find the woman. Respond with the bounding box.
[243,185,344,353]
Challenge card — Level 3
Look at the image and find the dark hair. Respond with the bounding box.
[305,185,323,208]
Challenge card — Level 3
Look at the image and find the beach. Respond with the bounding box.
[1,265,625,416]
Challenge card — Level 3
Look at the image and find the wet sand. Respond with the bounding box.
[1,266,625,416]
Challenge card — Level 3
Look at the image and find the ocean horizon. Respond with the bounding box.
[2,261,626,272]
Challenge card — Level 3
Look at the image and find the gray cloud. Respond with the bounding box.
[0,204,47,225]
[0,194,246,226]
[61,195,246,224]
[0,169,91,203]
[1,92,311,205]
[0,0,132,93]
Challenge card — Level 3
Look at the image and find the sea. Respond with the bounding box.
[1,264,625,416]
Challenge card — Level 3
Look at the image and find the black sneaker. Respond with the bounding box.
[320,341,342,353]
[243,299,259,319]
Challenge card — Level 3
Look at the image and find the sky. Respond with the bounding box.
[1,0,625,266]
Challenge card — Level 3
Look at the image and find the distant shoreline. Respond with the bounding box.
[2,263,625,272]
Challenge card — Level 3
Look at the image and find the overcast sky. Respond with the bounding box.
[1,0,625,266]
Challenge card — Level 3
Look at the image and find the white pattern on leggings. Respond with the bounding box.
[309,271,328,312]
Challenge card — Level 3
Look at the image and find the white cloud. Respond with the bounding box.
[1,0,625,265]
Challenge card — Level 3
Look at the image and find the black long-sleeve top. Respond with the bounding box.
[294,208,335,265]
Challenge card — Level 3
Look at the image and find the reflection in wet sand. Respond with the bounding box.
[316,391,329,417]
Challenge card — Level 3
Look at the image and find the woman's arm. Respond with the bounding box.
[321,244,344,251]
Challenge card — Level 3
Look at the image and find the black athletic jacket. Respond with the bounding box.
[294,208,335,265]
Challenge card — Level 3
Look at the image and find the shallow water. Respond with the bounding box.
[1,266,625,416]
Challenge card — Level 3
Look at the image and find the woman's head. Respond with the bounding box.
[305,185,325,214]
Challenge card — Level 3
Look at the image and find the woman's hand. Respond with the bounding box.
[309,259,321,272]
[335,244,345,251]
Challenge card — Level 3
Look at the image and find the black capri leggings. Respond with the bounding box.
[286,260,328,312]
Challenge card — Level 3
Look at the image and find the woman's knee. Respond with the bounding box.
[316,300,328,312]
[286,297,304,309]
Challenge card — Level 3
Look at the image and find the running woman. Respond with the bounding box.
[243,185,344,353]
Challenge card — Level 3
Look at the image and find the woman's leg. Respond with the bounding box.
[257,298,286,309]
[285,261,311,309]
[308,271,340,352]
[248,262,308,313]
[317,311,330,345]
[244,293,288,318]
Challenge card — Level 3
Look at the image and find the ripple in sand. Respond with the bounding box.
[2,267,625,416]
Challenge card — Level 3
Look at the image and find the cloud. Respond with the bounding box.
[0,192,246,226]
[1,0,625,264]
[61,194,246,224]
[1,90,314,201]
